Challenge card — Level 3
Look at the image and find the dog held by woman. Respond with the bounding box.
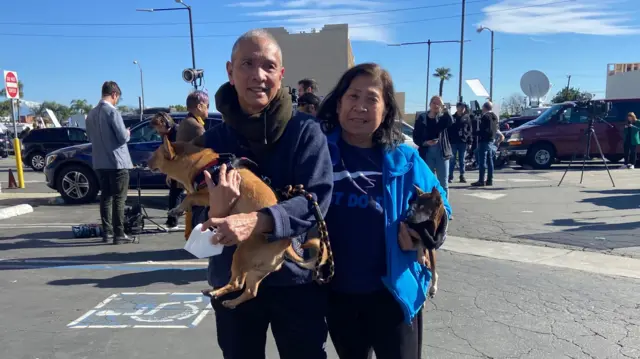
[147,137,330,309]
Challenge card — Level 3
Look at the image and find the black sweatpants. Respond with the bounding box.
[166,179,184,226]
[624,143,637,166]
[211,282,328,359]
[327,289,423,359]
[97,169,129,238]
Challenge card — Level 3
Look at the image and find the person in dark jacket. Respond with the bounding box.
[448,102,472,183]
[193,29,333,359]
[412,95,453,197]
[472,101,499,186]
[150,112,183,229]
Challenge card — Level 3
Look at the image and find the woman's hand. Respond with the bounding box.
[203,212,270,246]
[424,139,439,146]
[398,222,421,251]
[205,164,242,219]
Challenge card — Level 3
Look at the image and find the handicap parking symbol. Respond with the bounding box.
[67,292,212,329]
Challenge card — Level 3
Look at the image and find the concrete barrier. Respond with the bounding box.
[0,204,34,220]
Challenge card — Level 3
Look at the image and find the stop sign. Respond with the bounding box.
[4,71,19,99]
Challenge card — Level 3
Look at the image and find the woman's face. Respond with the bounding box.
[337,75,385,139]
[628,115,635,123]
[430,98,443,113]
[152,123,168,136]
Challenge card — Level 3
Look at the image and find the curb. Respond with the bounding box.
[0,204,34,220]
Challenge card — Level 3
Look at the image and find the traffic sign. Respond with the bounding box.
[4,70,19,99]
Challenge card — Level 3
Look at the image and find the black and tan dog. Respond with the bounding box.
[405,185,448,298]
[147,137,330,309]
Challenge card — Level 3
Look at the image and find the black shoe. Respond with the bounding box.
[486,180,493,186]
[114,234,134,245]
[471,181,485,187]
[448,178,453,184]
[165,219,179,230]
[459,176,467,183]
[102,235,111,243]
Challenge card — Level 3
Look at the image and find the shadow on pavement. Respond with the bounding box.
[578,189,640,211]
[46,268,207,288]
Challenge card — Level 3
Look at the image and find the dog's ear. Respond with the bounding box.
[414,184,425,196]
[430,187,440,198]
[163,136,176,160]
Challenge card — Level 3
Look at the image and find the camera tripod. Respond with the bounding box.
[558,117,615,187]
[130,165,169,234]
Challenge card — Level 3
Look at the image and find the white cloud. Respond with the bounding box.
[282,0,383,7]
[227,0,273,8]
[479,0,640,35]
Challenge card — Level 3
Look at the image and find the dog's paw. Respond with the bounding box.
[168,207,185,218]
[428,284,438,298]
[201,289,215,298]
[221,300,237,309]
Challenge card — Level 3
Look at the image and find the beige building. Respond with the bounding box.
[265,24,355,97]
[606,62,640,100]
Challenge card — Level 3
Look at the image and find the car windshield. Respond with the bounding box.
[528,104,565,125]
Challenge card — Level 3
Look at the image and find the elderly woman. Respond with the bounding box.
[412,95,453,197]
[316,63,452,359]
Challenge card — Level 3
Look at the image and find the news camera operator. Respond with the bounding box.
[472,101,499,187]
[448,102,472,184]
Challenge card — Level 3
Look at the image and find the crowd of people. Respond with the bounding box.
[81,27,516,359]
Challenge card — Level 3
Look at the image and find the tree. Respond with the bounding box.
[0,80,24,98]
[70,99,92,114]
[551,87,593,103]
[30,101,72,123]
[117,105,134,114]
[171,104,187,112]
[501,93,526,116]
[432,67,453,97]
[0,100,11,117]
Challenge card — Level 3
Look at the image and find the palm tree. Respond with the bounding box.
[432,68,453,97]
[70,99,92,114]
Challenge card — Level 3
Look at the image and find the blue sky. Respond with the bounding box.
[1,0,639,114]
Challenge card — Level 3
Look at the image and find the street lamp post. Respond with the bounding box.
[388,39,470,112]
[458,0,466,103]
[133,60,145,112]
[137,0,197,90]
[477,26,495,100]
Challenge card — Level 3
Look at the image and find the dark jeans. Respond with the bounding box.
[449,142,467,178]
[211,282,328,359]
[167,179,184,226]
[327,289,422,359]
[97,169,129,238]
[624,143,637,166]
[477,141,494,182]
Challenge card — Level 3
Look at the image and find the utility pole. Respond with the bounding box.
[458,0,467,103]
[565,75,572,100]
[388,39,469,111]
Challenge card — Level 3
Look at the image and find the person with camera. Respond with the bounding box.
[472,101,499,187]
[85,81,133,244]
[623,112,639,169]
[412,95,453,197]
[448,102,472,184]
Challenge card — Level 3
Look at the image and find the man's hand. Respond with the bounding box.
[203,212,267,246]
[205,164,241,219]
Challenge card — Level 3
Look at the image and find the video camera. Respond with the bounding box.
[469,100,482,117]
[574,99,610,119]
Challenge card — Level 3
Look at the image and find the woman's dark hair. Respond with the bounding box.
[317,63,404,150]
[150,112,175,129]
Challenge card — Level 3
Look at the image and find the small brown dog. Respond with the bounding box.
[405,185,448,298]
[147,137,330,309]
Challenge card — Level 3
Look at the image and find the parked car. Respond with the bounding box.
[396,121,418,148]
[44,112,222,204]
[499,115,537,131]
[22,127,89,171]
[504,99,640,169]
[0,132,9,158]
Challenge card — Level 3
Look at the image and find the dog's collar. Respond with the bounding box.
[192,153,238,191]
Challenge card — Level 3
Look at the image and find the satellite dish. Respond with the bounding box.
[520,70,551,100]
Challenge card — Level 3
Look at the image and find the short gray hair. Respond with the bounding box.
[231,29,283,64]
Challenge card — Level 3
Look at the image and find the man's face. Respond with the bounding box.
[298,85,305,95]
[456,105,465,115]
[194,101,209,118]
[226,36,285,114]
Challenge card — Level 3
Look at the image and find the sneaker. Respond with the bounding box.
[459,176,467,183]
[165,219,179,230]
[448,178,453,184]
[114,234,134,245]
[486,180,493,186]
[471,181,485,187]
[630,165,635,169]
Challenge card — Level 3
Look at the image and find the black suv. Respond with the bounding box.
[22,128,89,171]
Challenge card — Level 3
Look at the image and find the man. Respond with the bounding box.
[178,91,208,236]
[192,29,333,359]
[298,78,318,95]
[448,102,472,183]
[472,101,499,187]
[85,81,133,244]
[297,92,320,117]
[150,112,182,229]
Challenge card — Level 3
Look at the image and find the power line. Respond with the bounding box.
[0,0,492,27]
[0,0,574,39]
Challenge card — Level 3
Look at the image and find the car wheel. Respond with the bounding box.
[29,152,46,171]
[56,165,99,204]
[527,143,555,169]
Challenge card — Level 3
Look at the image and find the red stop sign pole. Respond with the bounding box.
[4,71,19,99]
[3,70,25,188]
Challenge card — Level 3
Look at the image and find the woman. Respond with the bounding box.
[316,63,452,359]
[623,112,639,169]
[412,96,453,197]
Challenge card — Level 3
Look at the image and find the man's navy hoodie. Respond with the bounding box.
[200,113,334,287]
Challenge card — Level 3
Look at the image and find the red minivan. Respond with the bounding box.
[504,99,640,169]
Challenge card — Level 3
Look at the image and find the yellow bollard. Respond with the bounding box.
[13,138,25,188]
